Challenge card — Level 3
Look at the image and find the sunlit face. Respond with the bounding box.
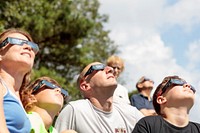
[83,62,117,94]
[142,80,154,89]
[109,63,122,78]
[0,33,36,72]
[162,83,195,109]
[34,86,64,111]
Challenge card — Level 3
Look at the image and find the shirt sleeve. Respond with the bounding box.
[54,104,75,132]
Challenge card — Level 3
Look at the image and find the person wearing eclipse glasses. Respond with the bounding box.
[55,62,143,133]
[0,28,39,133]
[106,55,130,104]
[130,76,156,116]
[132,75,200,133]
[20,76,77,133]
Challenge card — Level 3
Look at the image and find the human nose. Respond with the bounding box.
[105,66,114,74]
[23,43,33,52]
[183,83,195,93]
[183,83,191,89]
[55,87,62,94]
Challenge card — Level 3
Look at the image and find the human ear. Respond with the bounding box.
[157,96,167,104]
[24,94,37,111]
[80,81,90,91]
[137,83,143,88]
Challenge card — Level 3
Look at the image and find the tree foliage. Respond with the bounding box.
[0,0,118,100]
[128,90,139,100]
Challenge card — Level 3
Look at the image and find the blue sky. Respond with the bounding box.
[161,24,200,66]
[99,0,200,123]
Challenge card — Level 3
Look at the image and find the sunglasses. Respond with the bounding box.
[0,37,39,54]
[32,80,69,98]
[159,78,196,95]
[84,64,106,77]
[138,77,154,84]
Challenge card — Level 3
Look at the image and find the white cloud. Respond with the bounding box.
[99,0,200,87]
[100,0,165,30]
[190,94,200,123]
[163,0,200,31]
[119,34,189,89]
[187,40,200,70]
[99,0,200,123]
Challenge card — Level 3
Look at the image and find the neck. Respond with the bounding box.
[89,97,113,112]
[0,70,24,97]
[162,107,189,127]
[32,107,57,130]
[140,90,151,100]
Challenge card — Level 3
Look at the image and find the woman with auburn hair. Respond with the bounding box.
[0,28,39,133]
[20,76,77,133]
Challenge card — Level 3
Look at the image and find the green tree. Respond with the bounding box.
[128,90,139,100]
[0,0,118,100]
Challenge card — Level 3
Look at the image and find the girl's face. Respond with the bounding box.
[0,33,36,73]
[34,86,64,111]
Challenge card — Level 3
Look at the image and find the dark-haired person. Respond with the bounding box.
[130,76,156,116]
[20,76,77,133]
[55,62,143,133]
[0,28,39,133]
[132,75,200,133]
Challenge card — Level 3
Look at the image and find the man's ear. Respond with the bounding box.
[157,95,167,104]
[137,83,143,89]
[80,81,90,91]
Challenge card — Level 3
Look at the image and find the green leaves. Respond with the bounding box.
[0,0,117,100]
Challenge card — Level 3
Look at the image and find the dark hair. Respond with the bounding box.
[153,75,181,115]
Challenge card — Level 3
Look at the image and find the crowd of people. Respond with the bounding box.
[1,28,200,133]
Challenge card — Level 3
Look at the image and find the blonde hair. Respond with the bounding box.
[106,55,124,72]
[77,62,101,90]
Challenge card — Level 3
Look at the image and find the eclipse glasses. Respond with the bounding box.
[0,37,39,54]
[159,78,196,96]
[84,64,106,77]
[32,80,68,98]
